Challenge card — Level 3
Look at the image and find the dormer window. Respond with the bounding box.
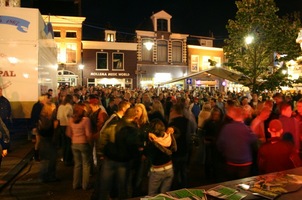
[105,30,116,42]
[106,33,114,42]
[157,19,168,31]
[151,10,171,32]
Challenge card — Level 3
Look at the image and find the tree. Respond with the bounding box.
[224,0,301,93]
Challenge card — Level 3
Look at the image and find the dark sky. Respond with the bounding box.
[33,0,302,42]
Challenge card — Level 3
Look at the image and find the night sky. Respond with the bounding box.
[32,0,302,42]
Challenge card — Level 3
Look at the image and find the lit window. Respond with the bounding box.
[96,52,108,70]
[106,33,114,42]
[56,43,63,62]
[142,38,153,61]
[66,43,77,64]
[112,53,124,70]
[202,56,211,69]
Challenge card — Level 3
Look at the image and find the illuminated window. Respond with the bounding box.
[157,40,167,62]
[125,78,132,89]
[96,52,108,70]
[112,53,124,70]
[202,56,211,69]
[142,38,153,61]
[172,41,182,63]
[66,43,77,64]
[213,57,222,67]
[105,30,116,42]
[56,43,63,62]
[106,33,114,42]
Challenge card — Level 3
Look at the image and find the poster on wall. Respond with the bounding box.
[191,55,199,72]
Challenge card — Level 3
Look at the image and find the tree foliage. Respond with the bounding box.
[224,0,301,93]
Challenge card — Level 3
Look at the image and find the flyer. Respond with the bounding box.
[167,188,207,200]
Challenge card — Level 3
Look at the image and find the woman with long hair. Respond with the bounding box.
[66,103,92,190]
[56,94,74,166]
[132,103,150,196]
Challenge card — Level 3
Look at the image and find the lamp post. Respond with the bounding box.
[79,64,84,86]
[245,35,254,45]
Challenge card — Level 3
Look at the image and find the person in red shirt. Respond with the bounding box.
[258,119,301,174]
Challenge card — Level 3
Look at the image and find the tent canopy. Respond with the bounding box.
[159,67,245,85]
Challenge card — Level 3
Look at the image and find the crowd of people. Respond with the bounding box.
[2,84,302,199]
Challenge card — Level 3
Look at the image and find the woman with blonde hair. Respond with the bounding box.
[135,103,149,128]
[133,103,150,196]
[198,102,212,129]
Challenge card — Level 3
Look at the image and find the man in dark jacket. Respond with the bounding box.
[99,107,139,199]
[168,103,191,190]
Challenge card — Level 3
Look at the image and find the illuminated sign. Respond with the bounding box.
[90,72,130,77]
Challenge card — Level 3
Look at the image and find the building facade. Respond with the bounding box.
[42,15,86,86]
[82,30,137,88]
[136,10,189,89]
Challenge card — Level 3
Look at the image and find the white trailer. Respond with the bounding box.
[0,7,57,118]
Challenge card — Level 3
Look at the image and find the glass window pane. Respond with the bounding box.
[172,41,182,63]
[157,19,168,31]
[112,53,124,70]
[142,39,153,61]
[157,40,167,62]
[66,43,76,63]
[54,31,61,38]
[96,52,108,70]
[66,31,77,38]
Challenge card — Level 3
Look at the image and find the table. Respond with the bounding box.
[131,167,302,199]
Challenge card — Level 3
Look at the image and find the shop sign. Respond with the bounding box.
[90,72,130,77]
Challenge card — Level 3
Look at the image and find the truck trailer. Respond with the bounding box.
[0,6,57,119]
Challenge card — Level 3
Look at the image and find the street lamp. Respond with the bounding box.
[79,64,84,86]
[245,35,254,45]
[143,41,154,50]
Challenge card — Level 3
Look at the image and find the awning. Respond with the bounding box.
[159,67,245,85]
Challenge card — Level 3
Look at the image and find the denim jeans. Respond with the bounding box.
[99,158,130,200]
[58,126,73,165]
[172,155,189,190]
[148,167,174,196]
[71,143,92,189]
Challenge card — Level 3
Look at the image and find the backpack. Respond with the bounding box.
[104,122,138,162]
